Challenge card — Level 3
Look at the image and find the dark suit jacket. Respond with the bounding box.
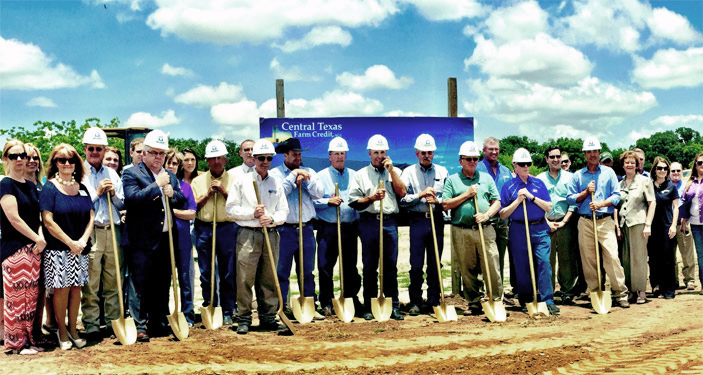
[123,162,186,252]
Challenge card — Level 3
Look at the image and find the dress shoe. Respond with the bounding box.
[223,316,234,326]
[363,312,374,321]
[236,323,249,335]
[652,286,661,298]
[258,321,280,331]
[67,332,86,349]
[469,304,483,316]
[136,331,150,342]
[408,305,420,316]
[561,295,574,305]
[546,303,560,315]
[390,309,404,321]
[615,298,630,308]
[55,331,73,351]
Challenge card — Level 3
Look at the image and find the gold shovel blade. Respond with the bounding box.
[167,312,190,340]
[481,300,507,322]
[590,290,612,314]
[434,302,458,322]
[332,297,355,323]
[370,297,392,322]
[526,302,550,317]
[291,296,315,324]
[111,317,137,346]
[200,305,223,330]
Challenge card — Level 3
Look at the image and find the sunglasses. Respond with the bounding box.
[420,151,433,156]
[134,149,143,154]
[256,156,274,162]
[670,169,681,173]
[461,157,479,162]
[241,148,252,152]
[516,162,532,168]
[697,161,703,166]
[561,160,570,164]
[57,157,77,165]
[87,146,104,152]
[6,152,27,161]
[548,154,561,159]
[656,166,668,171]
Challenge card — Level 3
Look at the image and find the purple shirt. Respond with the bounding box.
[175,180,197,251]
[680,178,703,224]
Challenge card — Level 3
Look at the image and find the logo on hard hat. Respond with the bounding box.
[93,133,101,140]
[157,136,164,143]
[588,141,594,146]
[211,145,219,152]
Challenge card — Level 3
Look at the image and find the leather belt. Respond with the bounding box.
[281,221,309,228]
[241,226,277,232]
[360,212,396,221]
[512,218,545,226]
[580,213,610,220]
[453,222,480,230]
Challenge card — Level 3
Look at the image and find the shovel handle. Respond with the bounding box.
[428,204,445,305]
[522,200,540,304]
[164,192,180,311]
[378,180,384,296]
[106,192,126,320]
[591,192,603,293]
[335,183,345,296]
[210,193,218,307]
[473,195,494,301]
[298,184,305,297]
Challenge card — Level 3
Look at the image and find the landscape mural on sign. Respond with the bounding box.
[259,117,474,174]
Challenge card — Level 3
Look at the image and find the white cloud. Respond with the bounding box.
[174,82,245,108]
[632,47,703,89]
[465,33,593,86]
[0,37,105,90]
[272,26,352,53]
[385,110,426,117]
[160,63,195,77]
[270,58,320,82]
[484,0,547,42]
[125,109,181,128]
[336,65,413,91]
[26,97,57,108]
[211,99,272,139]
[402,0,487,21]
[285,90,384,117]
[650,114,703,129]
[647,7,703,45]
[146,0,398,45]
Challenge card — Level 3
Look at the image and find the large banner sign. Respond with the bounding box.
[259,117,474,174]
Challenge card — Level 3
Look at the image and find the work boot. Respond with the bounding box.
[236,323,249,335]
[363,312,374,321]
[283,306,295,320]
[408,305,420,316]
[546,303,560,315]
[258,321,281,331]
[223,316,234,326]
[390,309,404,321]
[615,298,630,308]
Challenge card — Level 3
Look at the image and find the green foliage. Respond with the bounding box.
[169,137,243,171]
[632,127,703,170]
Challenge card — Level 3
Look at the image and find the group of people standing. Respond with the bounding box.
[2,128,702,352]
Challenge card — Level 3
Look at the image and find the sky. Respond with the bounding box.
[1,0,702,149]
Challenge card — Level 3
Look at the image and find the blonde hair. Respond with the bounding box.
[46,143,87,183]
[2,139,25,172]
[24,143,43,182]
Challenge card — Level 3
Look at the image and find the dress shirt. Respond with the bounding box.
[443,171,499,226]
[500,176,552,222]
[228,164,255,179]
[226,172,288,227]
[537,169,576,220]
[476,158,513,194]
[680,178,703,225]
[83,161,124,226]
[567,164,621,216]
[313,166,359,223]
[400,163,448,212]
[269,164,324,224]
[348,164,403,215]
[191,170,236,222]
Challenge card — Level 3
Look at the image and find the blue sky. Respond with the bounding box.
[1,0,702,148]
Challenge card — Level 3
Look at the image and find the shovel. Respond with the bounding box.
[590,193,612,314]
[201,193,223,330]
[332,183,355,323]
[429,204,457,322]
[164,196,189,340]
[522,201,550,317]
[253,180,296,334]
[107,192,137,345]
[291,185,315,324]
[474,196,506,322]
[371,181,393,322]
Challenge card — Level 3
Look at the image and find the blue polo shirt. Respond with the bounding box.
[501,176,551,222]
[476,158,513,194]
[566,164,621,216]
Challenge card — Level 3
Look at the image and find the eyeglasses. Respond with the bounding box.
[420,151,433,156]
[516,162,532,168]
[6,152,27,161]
[548,154,561,159]
[166,161,180,167]
[561,160,570,164]
[57,157,77,165]
[87,146,104,152]
[147,150,166,157]
[241,148,252,152]
[670,169,681,173]
[461,157,479,162]
[256,156,273,162]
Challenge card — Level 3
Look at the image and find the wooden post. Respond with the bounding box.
[276,79,285,118]
[447,77,462,296]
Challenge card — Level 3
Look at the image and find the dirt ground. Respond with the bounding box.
[5,228,703,374]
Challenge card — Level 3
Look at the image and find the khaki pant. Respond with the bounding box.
[620,223,649,292]
[577,216,628,298]
[676,223,697,284]
[81,226,123,332]
[235,227,279,323]
[451,225,503,305]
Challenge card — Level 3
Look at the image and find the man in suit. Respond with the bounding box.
[123,129,186,342]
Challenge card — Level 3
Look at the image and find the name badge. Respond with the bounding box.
[79,190,88,197]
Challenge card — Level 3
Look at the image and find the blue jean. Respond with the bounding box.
[316,221,361,308]
[194,220,237,316]
[174,219,195,324]
[408,215,444,306]
[509,222,554,304]
[359,215,399,310]
[691,224,703,284]
[277,224,317,305]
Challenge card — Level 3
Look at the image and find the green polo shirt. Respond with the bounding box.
[444,170,499,226]
[536,169,577,220]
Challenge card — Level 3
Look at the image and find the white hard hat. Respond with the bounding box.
[582,136,602,151]
[414,134,437,151]
[512,148,532,163]
[82,127,108,146]
[367,134,389,151]
[328,137,349,152]
[458,141,480,156]
[204,140,228,158]
[252,139,275,156]
[144,129,169,150]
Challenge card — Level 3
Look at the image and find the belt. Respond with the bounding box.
[281,221,309,228]
[453,222,480,230]
[195,219,235,226]
[241,226,277,232]
[94,223,117,229]
[360,212,396,221]
[512,218,545,226]
[580,213,610,220]
[408,211,443,219]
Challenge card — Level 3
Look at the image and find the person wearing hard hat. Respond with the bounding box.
[123,129,187,341]
[191,140,238,326]
[269,138,325,318]
[499,148,560,315]
[226,139,289,334]
[399,134,449,316]
[536,145,586,305]
[476,137,515,301]
[313,137,362,317]
[80,127,126,340]
[442,141,502,316]
[227,139,256,178]
[349,134,407,321]
[567,136,629,308]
